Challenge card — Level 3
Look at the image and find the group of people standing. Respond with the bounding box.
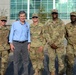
[0,9,76,75]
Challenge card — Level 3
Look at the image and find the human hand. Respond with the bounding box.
[10,43,15,52]
[38,46,44,52]
[51,44,58,49]
[28,44,30,51]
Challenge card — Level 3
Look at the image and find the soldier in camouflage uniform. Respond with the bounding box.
[0,16,10,75]
[30,13,45,75]
[42,9,65,75]
[65,12,76,75]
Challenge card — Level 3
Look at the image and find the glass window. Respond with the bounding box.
[30,0,53,19]
[10,0,27,20]
[55,0,76,19]
[10,0,76,20]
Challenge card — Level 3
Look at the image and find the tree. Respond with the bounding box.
[38,5,47,24]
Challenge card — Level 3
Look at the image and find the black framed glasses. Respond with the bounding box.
[32,16,38,18]
[1,20,7,22]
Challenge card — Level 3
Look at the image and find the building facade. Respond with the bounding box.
[0,0,76,24]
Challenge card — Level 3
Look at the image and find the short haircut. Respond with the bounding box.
[18,11,26,16]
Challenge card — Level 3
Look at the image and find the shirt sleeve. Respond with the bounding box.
[9,23,14,43]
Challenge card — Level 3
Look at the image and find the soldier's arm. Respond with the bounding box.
[40,26,46,46]
[65,25,68,40]
[42,25,53,45]
[53,23,66,47]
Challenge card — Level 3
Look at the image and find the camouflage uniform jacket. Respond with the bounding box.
[43,18,65,47]
[30,23,45,47]
[0,26,10,51]
[65,22,76,49]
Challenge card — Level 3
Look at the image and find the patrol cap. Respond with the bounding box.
[51,9,58,14]
[0,16,7,21]
[32,13,38,18]
[70,12,76,16]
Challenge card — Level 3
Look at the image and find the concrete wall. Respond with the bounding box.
[0,0,10,24]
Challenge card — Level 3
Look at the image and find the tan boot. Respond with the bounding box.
[51,71,55,75]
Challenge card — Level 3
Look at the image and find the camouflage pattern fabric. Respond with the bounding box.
[65,22,76,75]
[0,26,10,75]
[30,23,45,47]
[42,18,65,74]
[30,47,44,70]
[30,23,45,70]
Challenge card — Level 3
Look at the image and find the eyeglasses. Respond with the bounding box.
[1,20,7,22]
[32,16,38,18]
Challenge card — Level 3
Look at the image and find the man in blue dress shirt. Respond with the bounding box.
[9,11,31,75]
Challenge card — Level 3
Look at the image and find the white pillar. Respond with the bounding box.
[53,0,55,9]
[27,0,30,20]
[34,0,35,13]
[47,0,48,12]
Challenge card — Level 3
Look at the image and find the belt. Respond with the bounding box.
[13,40,27,43]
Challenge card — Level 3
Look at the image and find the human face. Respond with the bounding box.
[52,12,58,20]
[0,20,7,26]
[32,16,38,22]
[19,13,26,23]
[70,15,76,23]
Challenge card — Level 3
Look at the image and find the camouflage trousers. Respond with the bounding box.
[29,47,44,70]
[47,44,65,74]
[29,47,44,75]
[0,50,9,75]
[66,44,76,75]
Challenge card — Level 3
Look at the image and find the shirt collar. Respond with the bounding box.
[19,20,26,25]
